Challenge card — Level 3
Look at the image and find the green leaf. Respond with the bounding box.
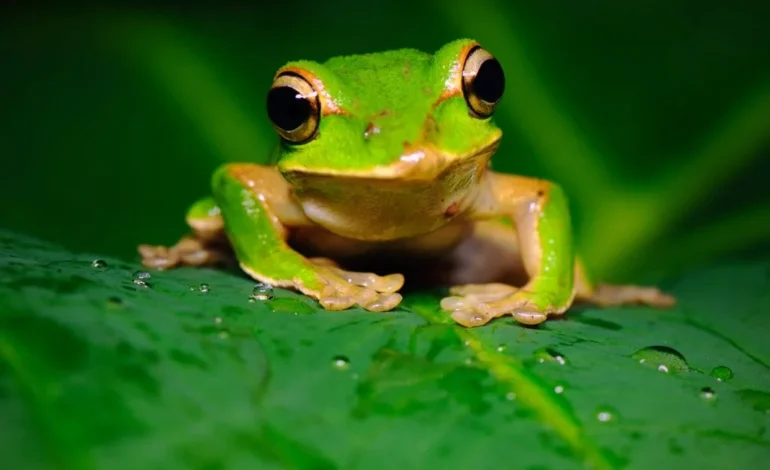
[1,229,769,470]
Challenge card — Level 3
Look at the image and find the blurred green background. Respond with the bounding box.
[2,2,769,283]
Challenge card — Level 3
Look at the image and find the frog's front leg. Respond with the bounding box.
[442,173,577,327]
[139,197,232,269]
[212,164,404,312]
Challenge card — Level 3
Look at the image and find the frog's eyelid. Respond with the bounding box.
[274,66,346,117]
[435,41,481,106]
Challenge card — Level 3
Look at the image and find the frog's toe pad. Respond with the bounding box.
[138,244,180,269]
[588,284,676,308]
[311,264,405,312]
[331,269,405,293]
[139,236,225,270]
[442,284,554,327]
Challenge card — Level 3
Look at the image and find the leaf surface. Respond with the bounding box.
[1,230,769,470]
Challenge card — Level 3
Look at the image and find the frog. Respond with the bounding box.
[138,39,675,327]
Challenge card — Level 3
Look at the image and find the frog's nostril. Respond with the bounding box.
[364,122,380,140]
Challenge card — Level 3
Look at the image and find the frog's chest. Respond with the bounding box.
[287,158,486,241]
[289,217,472,261]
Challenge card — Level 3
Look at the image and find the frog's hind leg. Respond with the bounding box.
[572,259,676,308]
[438,219,675,327]
[138,197,233,269]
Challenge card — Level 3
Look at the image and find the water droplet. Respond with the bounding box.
[700,387,717,400]
[332,355,350,370]
[596,406,617,423]
[554,384,565,394]
[496,344,507,352]
[710,366,733,382]
[132,270,151,287]
[91,259,107,269]
[505,391,516,401]
[199,283,210,293]
[214,316,222,324]
[249,282,274,301]
[534,347,567,365]
[218,331,229,340]
[631,345,689,373]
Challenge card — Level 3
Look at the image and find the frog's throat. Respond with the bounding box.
[281,137,501,182]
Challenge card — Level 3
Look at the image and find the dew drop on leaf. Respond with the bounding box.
[496,344,507,352]
[700,387,717,400]
[710,366,733,382]
[199,283,210,293]
[132,270,151,287]
[596,406,617,423]
[214,316,222,324]
[631,345,690,373]
[332,355,350,370]
[249,283,274,301]
[534,347,567,365]
[554,384,565,394]
[91,259,107,269]
[505,391,516,401]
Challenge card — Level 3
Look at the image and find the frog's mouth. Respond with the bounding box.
[385,138,500,181]
[283,136,501,182]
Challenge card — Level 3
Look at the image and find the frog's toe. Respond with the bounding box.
[441,291,495,327]
[586,284,676,308]
[361,292,403,312]
[450,308,493,327]
[441,284,555,327]
[139,244,181,269]
[139,236,226,269]
[448,283,519,301]
[330,268,405,293]
[312,266,404,312]
[318,287,401,312]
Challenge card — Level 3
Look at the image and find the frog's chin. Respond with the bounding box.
[280,138,500,241]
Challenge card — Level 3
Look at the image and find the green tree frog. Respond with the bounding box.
[139,39,674,327]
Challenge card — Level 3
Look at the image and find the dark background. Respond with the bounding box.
[2,1,769,283]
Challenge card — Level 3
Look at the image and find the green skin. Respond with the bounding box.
[145,39,673,327]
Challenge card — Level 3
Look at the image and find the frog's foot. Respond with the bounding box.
[580,284,676,308]
[302,259,405,312]
[441,283,568,327]
[138,235,228,269]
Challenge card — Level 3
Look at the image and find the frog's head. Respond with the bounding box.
[268,39,504,182]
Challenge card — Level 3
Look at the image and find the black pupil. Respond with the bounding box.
[473,58,505,104]
[267,86,311,132]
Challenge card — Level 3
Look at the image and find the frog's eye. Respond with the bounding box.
[266,72,320,144]
[461,47,505,118]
